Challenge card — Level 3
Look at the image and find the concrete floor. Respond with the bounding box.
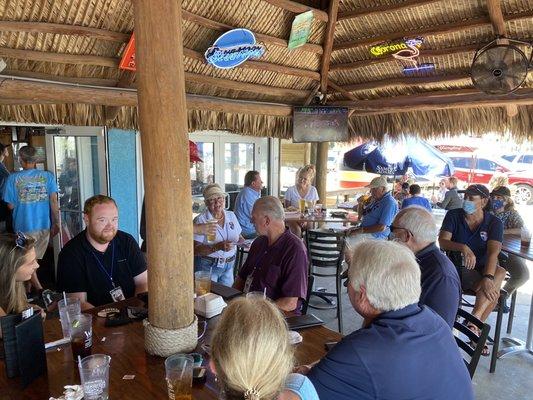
[310,267,533,400]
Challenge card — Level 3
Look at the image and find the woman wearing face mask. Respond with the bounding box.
[490,186,529,308]
[438,184,505,356]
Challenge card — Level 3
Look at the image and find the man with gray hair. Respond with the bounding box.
[391,206,460,328]
[307,240,473,400]
[234,196,308,314]
[2,145,59,293]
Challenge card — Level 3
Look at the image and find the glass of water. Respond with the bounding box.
[78,354,111,400]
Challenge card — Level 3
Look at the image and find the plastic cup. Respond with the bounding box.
[194,269,212,296]
[70,314,93,362]
[165,354,193,400]
[58,297,81,338]
[521,227,531,248]
[78,354,111,400]
[298,199,306,213]
[206,219,218,243]
[315,203,323,215]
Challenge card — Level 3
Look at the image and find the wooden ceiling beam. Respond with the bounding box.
[2,69,118,86]
[262,0,329,22]
[330,43,481,71]
[338,0,442,21]
[319,0,340,93]
[104,71,136,122]
[333,87,533,111]
[0,20,129,42]
[327,80,358,101]
[341,72,470,92]
[183,47,321,80]
[333,10,533,51]
[0,76,293,116]
[182,10,323,54]
[0,46,119,68]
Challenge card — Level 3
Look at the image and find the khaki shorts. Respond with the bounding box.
[26,229,50,259]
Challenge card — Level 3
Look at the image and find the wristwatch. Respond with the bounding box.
[483,274,495,281]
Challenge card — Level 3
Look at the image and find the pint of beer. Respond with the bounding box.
[298,199,306,213]
[206,219,217,243]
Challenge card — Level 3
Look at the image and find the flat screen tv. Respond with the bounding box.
[292,106,349,143]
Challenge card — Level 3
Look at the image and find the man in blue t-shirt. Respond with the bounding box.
[348,176,398,240]
[439,184,505,349]
[305,240,473,400]
[401,184,432,212]
[391,206,460,328]
[2,145,59,292]
[234,170,262,239]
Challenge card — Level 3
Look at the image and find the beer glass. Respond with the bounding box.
[165,354,193,400]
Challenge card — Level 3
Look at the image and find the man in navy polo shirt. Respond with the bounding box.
[347,176,398,240]
[391,206,460,328]
[234,196,307,314]
[57,195,147,310]
[306,240,473,400]
[439,184,505,336]
[234,170,263,239]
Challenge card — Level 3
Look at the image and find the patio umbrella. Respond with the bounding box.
[343,136,454,177]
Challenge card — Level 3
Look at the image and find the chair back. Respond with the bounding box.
[453,308,490,378]
[305,229,346,278]
[301,274,315,315]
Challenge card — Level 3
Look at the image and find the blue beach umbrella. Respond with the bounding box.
[343,136,454,177]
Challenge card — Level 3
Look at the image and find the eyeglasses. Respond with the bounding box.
[390,225,413,236]
[10,231,28,254]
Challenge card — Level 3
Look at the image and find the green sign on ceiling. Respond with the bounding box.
[288,10,314,50]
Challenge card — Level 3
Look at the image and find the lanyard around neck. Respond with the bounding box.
[91,241,115,287]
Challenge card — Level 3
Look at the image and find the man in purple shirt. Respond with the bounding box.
[234,196,308,314]
[391,206,460,328]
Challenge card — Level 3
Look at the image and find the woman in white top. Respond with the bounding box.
[193,184,242,286]
[284,165,320,236]
[210,296,319,400]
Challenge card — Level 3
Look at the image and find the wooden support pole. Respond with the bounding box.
[315,0,339,204]
[133,0,196,355]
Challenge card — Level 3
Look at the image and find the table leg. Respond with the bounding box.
[498,290,533,358]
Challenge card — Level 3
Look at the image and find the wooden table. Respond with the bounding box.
[284,211,357,225]
[0,299,341,400]
[498,234,533,360]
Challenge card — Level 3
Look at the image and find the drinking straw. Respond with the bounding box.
[179,358,188,381]
[263,287,266,299]
[63,291,71,328]
[78,355,82,371]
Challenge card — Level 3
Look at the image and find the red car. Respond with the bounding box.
[447,153,533,205]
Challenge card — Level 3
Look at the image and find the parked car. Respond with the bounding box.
[447,153,533,205]
[501,153,533,172]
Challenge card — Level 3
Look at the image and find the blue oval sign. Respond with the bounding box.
[205,28,266,69]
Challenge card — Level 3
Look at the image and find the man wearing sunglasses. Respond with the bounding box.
[391,206,460,328]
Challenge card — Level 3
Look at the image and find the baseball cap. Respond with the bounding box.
[366,176,389,189]
[464,184,490,198]
[189,141,203,163]
[491,186,511,197]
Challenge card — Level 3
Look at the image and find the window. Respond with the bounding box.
[501,154,515,162]
[519,155,533,164]
[477,158,498,171]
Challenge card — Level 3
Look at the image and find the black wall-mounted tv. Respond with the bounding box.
[292,106,349,143]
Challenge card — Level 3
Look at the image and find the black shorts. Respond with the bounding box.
[460,268,484,292]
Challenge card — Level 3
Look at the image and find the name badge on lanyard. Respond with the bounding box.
[92,242,124,302]
[243,273,254,294]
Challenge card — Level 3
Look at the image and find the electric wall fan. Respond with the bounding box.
[471,38,532,95]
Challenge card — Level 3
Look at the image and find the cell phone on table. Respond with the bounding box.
[324,341,338,351]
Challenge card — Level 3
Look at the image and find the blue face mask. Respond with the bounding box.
[492,199,504,211]
[462,199,477,214]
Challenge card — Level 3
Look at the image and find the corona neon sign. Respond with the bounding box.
[370,37,424,57]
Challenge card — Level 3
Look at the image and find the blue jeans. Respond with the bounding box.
[195,256,235,287]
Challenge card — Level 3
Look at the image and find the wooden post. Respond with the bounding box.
[133,0,196,356]
[315,142,329,204]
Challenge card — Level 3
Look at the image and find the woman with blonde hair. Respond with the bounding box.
[210,297,319,400]
[0,232,42,336]
[284,165,319,236]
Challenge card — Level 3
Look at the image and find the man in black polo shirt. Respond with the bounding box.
[391,206,460,328]
[57,195,147,310]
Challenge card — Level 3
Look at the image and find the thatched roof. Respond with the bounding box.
[0,0,532,140]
